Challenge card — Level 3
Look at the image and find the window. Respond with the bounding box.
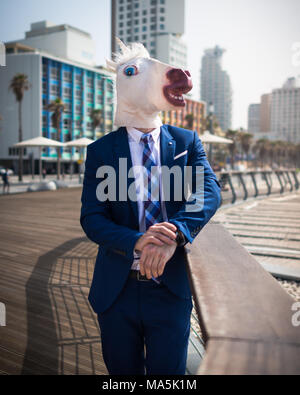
[119,22,124,28]
[87,77,93,86]
[43,64,47,78]
[160,8,165,13]
[42,115,47,127]
[50,85,59,95]
[86,92,93,101]
[134,27,139,33]
[50,68,59,79]
[63,118,71,128]
[64,71,71,81]
[75,90,81,98]
[64,87,71,97]
[160,24,165,30]
[42,82,47,94]
[142,18,147,23]
[75,74,82,83]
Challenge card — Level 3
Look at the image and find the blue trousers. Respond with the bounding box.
[97,276,193,375]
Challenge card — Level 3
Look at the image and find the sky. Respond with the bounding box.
[1,0,299,129]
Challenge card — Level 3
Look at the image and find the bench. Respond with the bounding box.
[186,223,300,375]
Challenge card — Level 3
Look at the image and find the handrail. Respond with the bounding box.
[186,223,300,375]
[217,169,299,205]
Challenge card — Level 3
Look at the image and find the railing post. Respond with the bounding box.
[262,171,271,195]
[228,173,237,204]
[291,170,299,190]
[276,171,284,194]
[250,171,259,197]
[285,171,293,192]
[237,172,248,201]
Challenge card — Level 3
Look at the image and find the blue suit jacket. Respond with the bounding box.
[80,125,221,314]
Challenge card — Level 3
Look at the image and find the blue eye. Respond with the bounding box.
[124,65,138,76]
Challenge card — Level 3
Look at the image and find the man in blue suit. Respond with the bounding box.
[80,41,221,375]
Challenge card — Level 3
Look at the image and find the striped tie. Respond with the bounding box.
[141,134,163,230]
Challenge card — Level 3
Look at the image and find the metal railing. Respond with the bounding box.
[217,169,299,205]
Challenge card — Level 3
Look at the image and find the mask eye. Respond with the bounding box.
[124,65,138,77]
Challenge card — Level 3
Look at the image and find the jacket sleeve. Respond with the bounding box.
[80,144,143,261]
[169,131,221,244]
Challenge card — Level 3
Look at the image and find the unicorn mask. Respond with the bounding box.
[107,39,193,129]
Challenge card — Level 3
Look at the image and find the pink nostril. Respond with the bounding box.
[167,68,191,82]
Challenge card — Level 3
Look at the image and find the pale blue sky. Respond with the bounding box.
[1,0,299,129]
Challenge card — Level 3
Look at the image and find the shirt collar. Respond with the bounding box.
[127,126,161,144]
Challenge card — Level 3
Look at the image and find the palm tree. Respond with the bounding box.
[9,74,31,181]
[91,109,103,138]
[238,132,253,165]
[47,98,65,179]
[185,113,194,130]
[226,129,239,170]
[253,139,270,168]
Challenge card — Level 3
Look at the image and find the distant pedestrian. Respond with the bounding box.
[42,169,47,179]
[1,168,10,194]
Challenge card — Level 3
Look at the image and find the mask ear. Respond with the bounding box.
[106,59,117,73]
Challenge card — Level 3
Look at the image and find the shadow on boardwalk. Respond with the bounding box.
[22,237,107,375]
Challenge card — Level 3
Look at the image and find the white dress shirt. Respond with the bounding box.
[127,126,168,270]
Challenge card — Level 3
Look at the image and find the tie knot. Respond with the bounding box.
[140,134,152,145]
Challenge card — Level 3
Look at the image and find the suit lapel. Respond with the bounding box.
[160,125,176,216]
[113,127,139,225]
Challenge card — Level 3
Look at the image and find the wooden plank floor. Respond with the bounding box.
[0,188,108,375]
[214,192,300,280]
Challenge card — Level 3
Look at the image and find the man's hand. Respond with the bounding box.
[139,241,177,279]
[134,222,177,252]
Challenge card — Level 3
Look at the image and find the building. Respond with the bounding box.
[111,0,187,69]
[200,46,232,131]
[0,23,115,172]
[160,97,206,135]
[248,104,261,136]
[260,93,272,134]
[271,77,300,143]
[7,21,96,67]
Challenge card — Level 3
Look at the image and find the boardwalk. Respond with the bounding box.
[0,188,299,375]
[0,188,107,375]
[214,192,300,281]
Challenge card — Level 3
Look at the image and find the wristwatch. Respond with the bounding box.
[175,230,187,247]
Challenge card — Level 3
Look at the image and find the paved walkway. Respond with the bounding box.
[214,192,300,280]
[0,188,107,374]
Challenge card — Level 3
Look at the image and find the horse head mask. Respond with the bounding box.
[107,38,193,129]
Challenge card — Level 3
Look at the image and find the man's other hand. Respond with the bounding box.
[139,241,177,279]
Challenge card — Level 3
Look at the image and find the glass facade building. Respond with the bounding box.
[41,56,115,160]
